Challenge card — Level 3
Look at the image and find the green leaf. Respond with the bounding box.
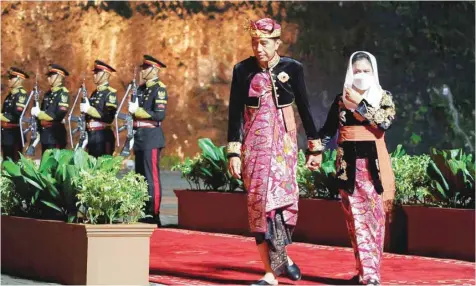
[2,161,21,176]
[40,200,63,213]
[198,138,219,161]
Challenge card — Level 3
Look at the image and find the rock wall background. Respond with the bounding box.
[1,1,474,162]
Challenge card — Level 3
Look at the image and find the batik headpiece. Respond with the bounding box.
[245,18,281,38]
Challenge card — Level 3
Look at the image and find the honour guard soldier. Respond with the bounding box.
[128,55,168,226]
[31,64,69,154]
[80,60,118,157]
[1,67,29,162]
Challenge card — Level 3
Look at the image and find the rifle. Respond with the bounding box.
[19,90,35,149]
[25,75,41,156]
[67,73,88,150]
[114,68,138,157]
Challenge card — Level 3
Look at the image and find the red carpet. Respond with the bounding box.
[149,229,475,285]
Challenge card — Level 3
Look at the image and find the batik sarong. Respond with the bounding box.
[340,158,385,284]
[241,71,299,274]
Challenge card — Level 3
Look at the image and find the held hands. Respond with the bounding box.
[79,98,90,113]
[128,98,139,114]
[306,153,322,171]
[344,87,363,106]
[228,157,242,179]
[31,104,41,117]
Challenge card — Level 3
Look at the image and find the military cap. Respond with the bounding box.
[8,67,29,79]
[141,55,167,69]
[92,60,116,74]
[46,64,69,77]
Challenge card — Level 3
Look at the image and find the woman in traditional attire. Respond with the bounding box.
[314,51,396,285]
[226,18,321,285]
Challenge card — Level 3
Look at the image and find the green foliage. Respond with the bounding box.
[160,155,182,171]
[391,153,434,205]
[426,148,475,208]
[298,150,339,199]
[0,175,21,215]
[75,170,149,224]
[1,149,147,223]
[172,138,243,192]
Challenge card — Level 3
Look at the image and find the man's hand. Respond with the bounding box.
[128,98,139,114]
[228,156,242,179]
[306,153,322,171]
[80,98,91,113]
[31,104,41,117]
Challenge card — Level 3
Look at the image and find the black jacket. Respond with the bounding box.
[133,78,167,151]
[318,91,396,194]
[227,56,319,143]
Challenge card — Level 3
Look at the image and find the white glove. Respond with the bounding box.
[31,104,41,117]
[80,98,91,113]
[128,98,139,114]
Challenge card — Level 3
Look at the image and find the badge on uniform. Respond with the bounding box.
[18,95,26,103]
[61,94,68,102]
[109,95,116,103]
[158,91,166,99]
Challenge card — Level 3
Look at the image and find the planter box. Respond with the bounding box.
[404,206,475,261]
[174,190,249,235]
[1,216,156,285]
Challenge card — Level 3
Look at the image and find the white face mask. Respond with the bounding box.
[353,72,373,91]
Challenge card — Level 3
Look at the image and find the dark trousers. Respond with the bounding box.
[135,148,162,216]
[87,129,115,158]
[42,143,66,155]
[1,144,22,162]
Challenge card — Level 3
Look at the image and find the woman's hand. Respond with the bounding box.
[344,87,363,106]
[306,154,322,171]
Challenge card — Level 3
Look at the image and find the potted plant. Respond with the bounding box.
[403,148,475,261]
[173,138,249,234]
[1,149,156,285]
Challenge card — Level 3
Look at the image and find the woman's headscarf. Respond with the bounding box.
[342,51,383,110]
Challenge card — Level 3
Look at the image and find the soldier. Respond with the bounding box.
[31,64,69,154]
[128,55,168,226]
[1,67,29,162]
[79,60,118,157]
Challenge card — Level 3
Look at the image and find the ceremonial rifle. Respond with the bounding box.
[67,73,88,150]
[25,75,41,156]
[114,68,137,157]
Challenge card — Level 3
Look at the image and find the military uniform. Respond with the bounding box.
[37,64,70,154]
[1,67,29,162]
[84,60,118,157]
[132,55,168,221]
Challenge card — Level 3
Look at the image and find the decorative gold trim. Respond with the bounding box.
[249,28,281,38]
[268,54,280,69]
[308,139,324,152]
[226,142,242,155]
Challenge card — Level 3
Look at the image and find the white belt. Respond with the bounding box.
[134,121,159,128]
[87,121,108,128]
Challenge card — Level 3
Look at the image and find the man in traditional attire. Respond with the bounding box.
[226,18,321,285]
[314,51,396,285]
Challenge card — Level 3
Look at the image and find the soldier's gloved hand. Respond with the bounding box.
[31,104,41,117]
[80,98,91,113]
[128,98,139,114]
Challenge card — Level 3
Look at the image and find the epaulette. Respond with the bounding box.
[11,87,25,94]
[158,81,166,88]
[146,80,158,88]
[108,86,117,93]
[62,86,69,93]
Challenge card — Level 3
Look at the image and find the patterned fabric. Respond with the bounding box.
[242,71,299,234]
[340,158,385,284]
